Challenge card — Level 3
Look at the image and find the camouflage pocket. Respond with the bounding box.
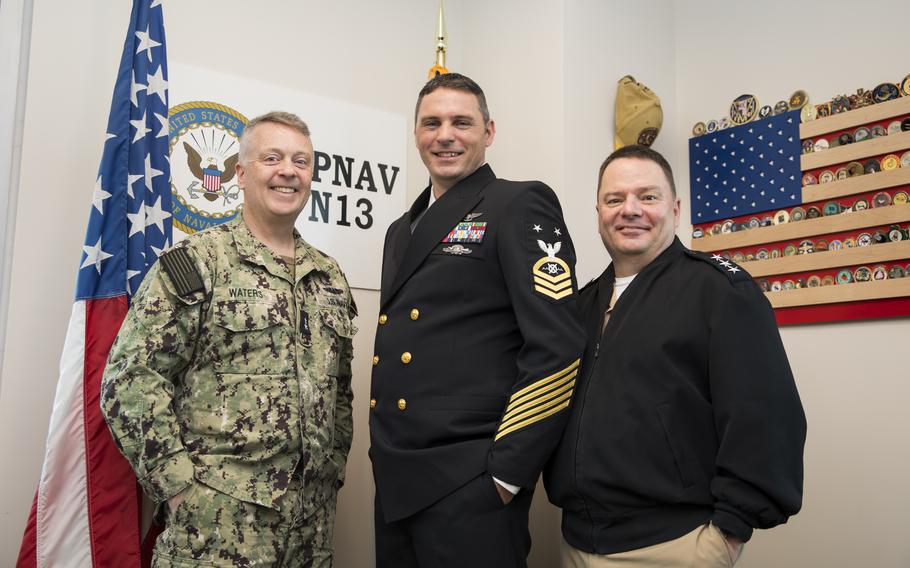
[212,300,290,375]
[184,372,299,460]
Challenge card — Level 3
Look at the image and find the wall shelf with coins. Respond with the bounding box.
[689,80,910,325]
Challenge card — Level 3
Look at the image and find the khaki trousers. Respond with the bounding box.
[561,523,742,568]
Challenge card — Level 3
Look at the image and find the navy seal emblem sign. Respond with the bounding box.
[169,101,248,234]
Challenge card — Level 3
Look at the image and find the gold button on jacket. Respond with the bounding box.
[370,399,377,409]
[372,355,380,366]
[397,398,407,411]
[379,314,388,325]
[401,352,412,364]
[410,308,420,321]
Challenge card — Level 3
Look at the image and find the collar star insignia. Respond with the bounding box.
[719,260,733,268]
[727,266,741,273]
[711,253,724,261]
[532,224,542,232]
[553,227,562,236]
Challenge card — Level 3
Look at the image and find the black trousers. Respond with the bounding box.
[374,472,533,568]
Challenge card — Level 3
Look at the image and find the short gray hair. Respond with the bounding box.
[239,111,311,162]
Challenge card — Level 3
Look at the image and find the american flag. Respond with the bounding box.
[17,1,170,566]
[689,110,803,223]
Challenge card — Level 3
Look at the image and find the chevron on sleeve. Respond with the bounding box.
[495,359,580,441]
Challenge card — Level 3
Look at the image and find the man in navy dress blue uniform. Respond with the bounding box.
[369,73,585,567]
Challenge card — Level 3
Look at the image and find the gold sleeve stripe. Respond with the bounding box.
[535,271,571,285]
[534,285,573,300]
[499,377,575,430]
[534,276,572,292]
[494,398,572,441]
[506,359,580,406]
[502,369,577,421]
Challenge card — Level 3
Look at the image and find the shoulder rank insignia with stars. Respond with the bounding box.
[532,240,573,300]
[686,249,751,283]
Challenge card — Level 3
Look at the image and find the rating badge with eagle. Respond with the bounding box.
[532,239,573,300]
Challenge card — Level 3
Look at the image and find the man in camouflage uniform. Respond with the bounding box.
[101,111,357,567]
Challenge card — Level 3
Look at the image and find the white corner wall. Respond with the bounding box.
[674,2,910,567]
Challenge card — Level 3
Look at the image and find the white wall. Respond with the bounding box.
[674,1,910,566]
[3,1,909,567]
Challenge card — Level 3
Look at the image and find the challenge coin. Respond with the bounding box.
[791,207,807,221]
[692,122,707,136]
[872,191,892,207]
[853,266,872,282]
[807,206,822,219]
[730,94,759,125]
[773,100,789,115]
[881,154,900,170]
[823,201,842,216]
[831,95,851,113]
[854,126,871,142]
[836,269,853,284]
[901,74,910,97]
[873,82,900,103]
[864,158,882,174]
[759,105,773,118]
[789,90,808,109]
[819,170,835,183]
[800,103,817,122]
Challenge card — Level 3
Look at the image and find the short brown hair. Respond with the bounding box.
[597,144,676,196]
[239,111,311,162]
[415,73,490,124]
